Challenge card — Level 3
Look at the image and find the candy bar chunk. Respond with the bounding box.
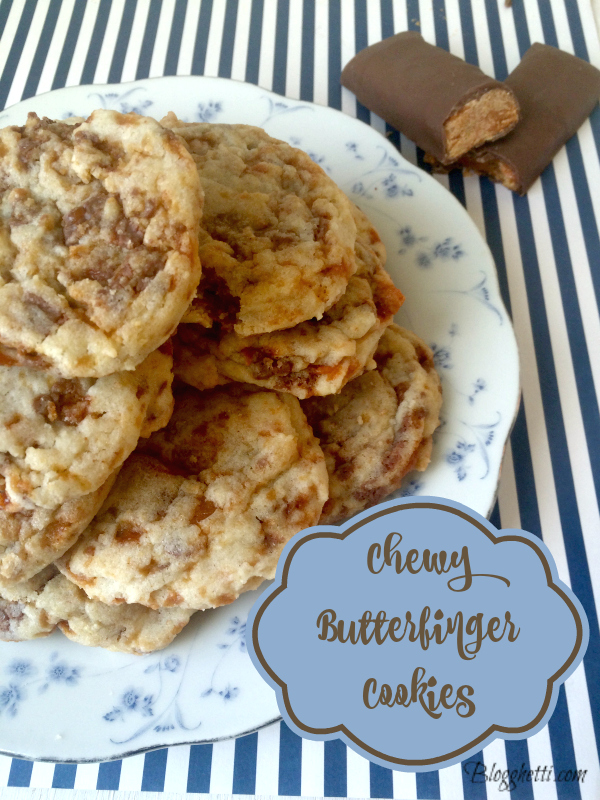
[428,43,600,194]
[341,31,519,163]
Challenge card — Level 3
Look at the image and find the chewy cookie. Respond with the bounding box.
[174,204,404,399]
[302,325,442,524]
[0,110,202,377]
[0,566,193,653]
[0,565,58,641]
[0,345,174,510]
[161,115,357,335]
[57,384,328,610]
[0,470,118,586]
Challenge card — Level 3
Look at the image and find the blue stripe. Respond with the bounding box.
[245,0,263,84]
[479,179,512,316]
[548,686,582,800]
[369,762,393,798]
[406,0,419,31]
[482,0,508,79]
[191,0,213,75]
[272,0,289,96]
[489,501,501,529]
[80,0,111,85]
[353,0,369,124]
[51,0,87,90]
[0,0,37,110]
[416,769,440,799]
[108,0,137,83]
[510,397,543,541]
[504,740,534,800]
[278,721,302,796]
[141,747,168,792]
[461,752,487,799]
[505,0,530,59]
[164,0,187,75]
[380,0,393,39]
[457,0,478,65]
[135,0,162,79]
[328,0,341,110]
[20,0,62,100]
[299,0,314,102]
[324,739,347,796]
[0,0,14,42]
[187,743,212,792]
[52,764,76,789]
[96,759,122,790]
[232,732,258,795]
[218,0,238,79]
[535,0,558,47]
[7,759,33,787]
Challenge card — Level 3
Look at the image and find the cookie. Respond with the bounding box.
[0,566,58,641]
[57,384,328,610]
[0,469,118,586]
[0,566,193,652]
[174,204,404,398]
[0,345,174,510]
[302,325,442,524]
[0,110,202,377]
[41,572,193,654]
[161,115,357,335]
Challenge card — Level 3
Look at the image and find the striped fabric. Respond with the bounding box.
[0,0,598,797]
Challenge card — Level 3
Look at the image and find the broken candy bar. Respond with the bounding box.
[340,31,520,164]
[427,43,600,194]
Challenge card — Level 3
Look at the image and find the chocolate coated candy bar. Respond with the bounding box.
[433,43,600,194]
[340,31,519,164]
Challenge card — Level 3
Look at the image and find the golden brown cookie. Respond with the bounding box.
[161,115,357,335]
[0,470,118,586]
[0,345,174,510]
[174,204,403,399]
[57,384,328,610]
[0,110,202,377]
[0,566,193,652]
[302,325,442,524]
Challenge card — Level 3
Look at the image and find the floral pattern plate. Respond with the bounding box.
[0,77,519,762]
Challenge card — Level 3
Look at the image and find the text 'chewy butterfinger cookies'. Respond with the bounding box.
[0,110,203,377]
[57,384,328,611]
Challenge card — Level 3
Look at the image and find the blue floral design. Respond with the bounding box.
[104,689,154,722]
[87,88,153,115]
[0,684,22,717]
[197,101,222,122]
[469,379,487,405]
[437,272,503,324]
[446,414,501,481]
[350,146,418,201]
[345,141,364,160]
[7,660,36,679]
[260,97,313,126]
[431,343,453,371]
[399,479,424,497]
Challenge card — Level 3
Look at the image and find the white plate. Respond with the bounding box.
[0,77,519,762]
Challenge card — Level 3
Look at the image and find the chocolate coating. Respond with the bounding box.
[460,43,600,194]
[340,31,518,163]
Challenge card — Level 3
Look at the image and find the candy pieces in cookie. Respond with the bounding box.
[58,383,328,610]
[161,116,358,335]
[302,324,442,524]
[0,110,202,376]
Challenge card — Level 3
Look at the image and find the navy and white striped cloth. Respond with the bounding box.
[0,0,598,797]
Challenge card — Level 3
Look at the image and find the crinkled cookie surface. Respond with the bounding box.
[0,470,118,586]
[174,204,404,398]
[302,324,442,524]
[161,115,357,335]
[0,345,174,509]
[0,566,193,652]
[58,384,328,610]
[0,110,202,376]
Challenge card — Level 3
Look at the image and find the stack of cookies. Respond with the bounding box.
[0,110,442,654]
